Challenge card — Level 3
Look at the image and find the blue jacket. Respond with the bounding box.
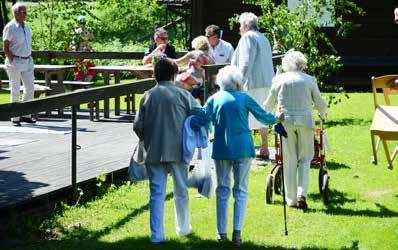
[191,90,277,160]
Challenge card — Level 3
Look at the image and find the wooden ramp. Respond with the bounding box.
[0,110,138,210]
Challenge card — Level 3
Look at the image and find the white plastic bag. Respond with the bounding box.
[187,142,216,198]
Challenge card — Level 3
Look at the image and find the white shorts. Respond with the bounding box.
[247,87,270,130]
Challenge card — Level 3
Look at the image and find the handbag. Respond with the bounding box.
[128,141,148,181]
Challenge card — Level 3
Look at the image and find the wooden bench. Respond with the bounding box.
[1,80,99,121]
[1,84,51,98]
[1,79,94,89]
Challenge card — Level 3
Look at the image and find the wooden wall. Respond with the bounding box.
[190,0,260,46]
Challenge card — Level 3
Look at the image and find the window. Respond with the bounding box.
[287,0,334,27]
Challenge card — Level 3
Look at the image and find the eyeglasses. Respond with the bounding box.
[158,36,168,41]
[206,34,216,39]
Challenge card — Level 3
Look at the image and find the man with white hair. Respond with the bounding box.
[264,50,327,209]
[3,2,35,126]
[231,12,275,160]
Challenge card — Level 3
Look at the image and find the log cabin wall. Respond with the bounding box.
[190,0,260,47]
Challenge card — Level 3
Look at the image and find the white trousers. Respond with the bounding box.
[5,57,35,122]
[214,158,252,234]
[281,124,314,206]
[146,162,191,243]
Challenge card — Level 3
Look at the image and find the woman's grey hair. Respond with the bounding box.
[282,50,308,72]
[216,65,243,91]
[239,12,259,31]
[12,3,26,16]
[154,27,167,40]
[191,35,210,52]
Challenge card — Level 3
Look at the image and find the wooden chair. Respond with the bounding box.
[370,75,398,169]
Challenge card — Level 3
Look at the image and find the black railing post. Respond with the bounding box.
[71,105,77,199]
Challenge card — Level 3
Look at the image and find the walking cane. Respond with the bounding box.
[274,123,288,236]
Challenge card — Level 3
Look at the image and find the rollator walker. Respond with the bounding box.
[265,119,330,205]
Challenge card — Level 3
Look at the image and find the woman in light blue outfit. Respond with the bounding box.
[191,65,282,246]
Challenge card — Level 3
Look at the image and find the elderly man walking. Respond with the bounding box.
[3,3,36,126]
[133,58,199,243]
[231,12,274,160]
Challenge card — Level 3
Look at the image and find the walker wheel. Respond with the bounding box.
[274,166,283,195]
[318,165,326,194]
[266,175,273,204]
[322,173,330,205]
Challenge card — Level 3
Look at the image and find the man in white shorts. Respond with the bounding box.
[3,3,36,126]
[231,12,275,160]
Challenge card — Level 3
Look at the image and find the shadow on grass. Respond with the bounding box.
[308,188,356,206]
[7,232,340,250]
[306,202,398,218]
[323,118,372,128]
[325,161,351,170]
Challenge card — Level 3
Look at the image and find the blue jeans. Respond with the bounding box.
[214,158,252,234]
[146,162,192,243]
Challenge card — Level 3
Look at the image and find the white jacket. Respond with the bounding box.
[231,30,274,90]
[264,71,327,128]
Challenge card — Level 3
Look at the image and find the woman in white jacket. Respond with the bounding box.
[264,51,327,209]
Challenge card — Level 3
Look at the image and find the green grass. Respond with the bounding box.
[3,93,398,250]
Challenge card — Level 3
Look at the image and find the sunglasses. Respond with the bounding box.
[158,36,168,41]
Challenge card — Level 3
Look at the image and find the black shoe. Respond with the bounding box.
[12,121,21,127]
[217,233,228,242]
[20,117,36,124]
[232,230,242,247]
[297,196,308,210]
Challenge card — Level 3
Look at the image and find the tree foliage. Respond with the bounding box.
[28,0,95,50]
[27,0,180,51]
[231,0,363,103]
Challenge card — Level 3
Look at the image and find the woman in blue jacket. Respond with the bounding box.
[191,65,282,246]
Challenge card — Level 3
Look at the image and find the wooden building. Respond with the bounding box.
[159,0,398,88]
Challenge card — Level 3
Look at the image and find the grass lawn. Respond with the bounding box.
[3,92,398,250]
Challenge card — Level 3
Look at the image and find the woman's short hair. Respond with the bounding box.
[281,50,308,72]
[154,58,178,82]
[191,36,210,52]
[216,65,243,91]
[239,12,259,31]
[282,51,307,72]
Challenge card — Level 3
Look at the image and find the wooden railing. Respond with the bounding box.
[0,79,156,200]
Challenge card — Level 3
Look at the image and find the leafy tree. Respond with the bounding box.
[28,0,96,50]
[231,0,364,104]
[94,0,171,43]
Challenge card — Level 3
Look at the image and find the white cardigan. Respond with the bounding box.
[264,71,327,128]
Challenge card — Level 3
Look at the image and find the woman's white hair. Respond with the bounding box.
[281,50,308,72]
[239,12,259,31]
[216,65,243,91]
[12,3,26,16]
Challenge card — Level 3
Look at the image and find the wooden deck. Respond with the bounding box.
[0,110,138,210]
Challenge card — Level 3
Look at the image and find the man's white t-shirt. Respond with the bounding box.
[208,39,234,64]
